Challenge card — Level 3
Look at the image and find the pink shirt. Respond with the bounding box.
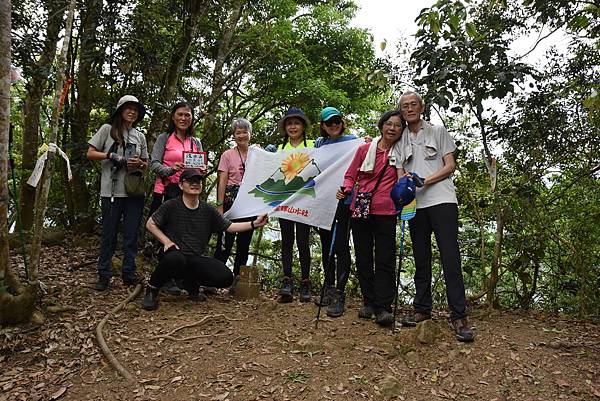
[343,143,397,215]
[217,147,247,185]
[153,134,199,193]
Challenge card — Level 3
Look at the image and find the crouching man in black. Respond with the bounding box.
[142,168,268,310]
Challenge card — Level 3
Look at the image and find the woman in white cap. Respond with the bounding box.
[87,95,149,291]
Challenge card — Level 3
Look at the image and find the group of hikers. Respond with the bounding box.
[86,90,474,343]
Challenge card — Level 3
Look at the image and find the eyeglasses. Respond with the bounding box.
[324,116,343,127]
[400,101,420,110]
[383,121,404,129]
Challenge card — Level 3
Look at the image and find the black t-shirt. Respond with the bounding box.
[151,198,232,257]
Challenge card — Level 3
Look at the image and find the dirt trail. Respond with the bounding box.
[1,245,599,400]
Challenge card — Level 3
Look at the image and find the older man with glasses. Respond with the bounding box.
[393,90,474,342]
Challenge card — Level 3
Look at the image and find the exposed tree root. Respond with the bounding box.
[152,313,244,341]
[95,283,142,384]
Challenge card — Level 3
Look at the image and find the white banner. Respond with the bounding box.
[225,139,362,229]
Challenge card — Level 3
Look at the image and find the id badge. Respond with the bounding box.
[183,151,207,169]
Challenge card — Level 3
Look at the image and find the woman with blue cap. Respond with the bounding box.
[313,106,359,317]
[87,95,149,291]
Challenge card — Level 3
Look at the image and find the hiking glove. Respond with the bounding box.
[109,152,127,167]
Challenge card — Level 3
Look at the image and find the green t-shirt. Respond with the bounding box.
[277,139,314,151]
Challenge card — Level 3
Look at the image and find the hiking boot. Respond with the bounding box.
[142,241,154,259]
[451,317,475,342]
[375,310,394,327]
[122,272,143,286]
[228,275,240,295]
[299,279,311,303]
[94,276,110,291]
[401,311,432,327]
[142,286,159,311]
[189,288,208,302]
[313,286,335,306]
[358,305,375,320]
[278,276,293,303]
[161,279,182,296]
[326,290,345,318]
[202,286,218,296]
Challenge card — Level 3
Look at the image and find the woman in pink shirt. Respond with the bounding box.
[214,118,255,294]
[149,101,203,215]
[339,109,405,327]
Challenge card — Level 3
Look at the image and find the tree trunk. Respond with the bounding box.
[486,207,505,308]
[18,0,65,231]
[202,0,244,145]
[146,0,211,149]
[29,0,77,282]
[0,0,12,290]
[70,0,103,232]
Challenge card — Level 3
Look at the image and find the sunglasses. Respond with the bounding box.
[324,116,343,127]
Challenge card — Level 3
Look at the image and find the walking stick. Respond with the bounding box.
[392,198,417,333]
[315,217,338,329]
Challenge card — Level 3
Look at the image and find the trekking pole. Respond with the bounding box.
[392,197,417,333]
[315,217,338,329]
[392,219,407,333]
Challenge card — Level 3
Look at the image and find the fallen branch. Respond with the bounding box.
[95,283,143,384]
[157,332,228,342]
[152,313,245,340]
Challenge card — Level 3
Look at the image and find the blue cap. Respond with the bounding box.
[390,176,416,212]
[320,106,342,122]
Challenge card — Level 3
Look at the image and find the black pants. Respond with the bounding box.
[214,216,254,276]
[318,202,351,291]
[408,203,467,321]
[148,249,233,296]
[351,214,397,313]
[279,218,311,280]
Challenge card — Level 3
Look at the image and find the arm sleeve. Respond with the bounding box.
[437,126,457,156]
[88,124,111,151]
[343,145,366,191]
[217,150,229,173]
[209,205,232,233]
[139,132,148,159]
[150,198,173,228]
[150,133,175,177]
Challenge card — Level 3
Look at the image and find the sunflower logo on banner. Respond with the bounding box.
[250,152,321,206]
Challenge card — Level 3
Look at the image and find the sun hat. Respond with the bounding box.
[277,107,311,133]
[320,107,342,122]
[111,95,146,123]
[390,175,416,213]
[179,169,204,182]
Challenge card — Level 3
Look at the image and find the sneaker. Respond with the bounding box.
[375,310,394,327]
[326,290,345,318]
[94,276,110,291]
[142,287,159,310]
[451,317,475,342]
[189,289,208,302]
[299,279,311,303]
[358,305,375,320]
[122,272,143,286]
[160,279,182,296]
[228,275,240,295]
[313,286,335,306]
[401,311,432,327]
[278,276,293,303]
